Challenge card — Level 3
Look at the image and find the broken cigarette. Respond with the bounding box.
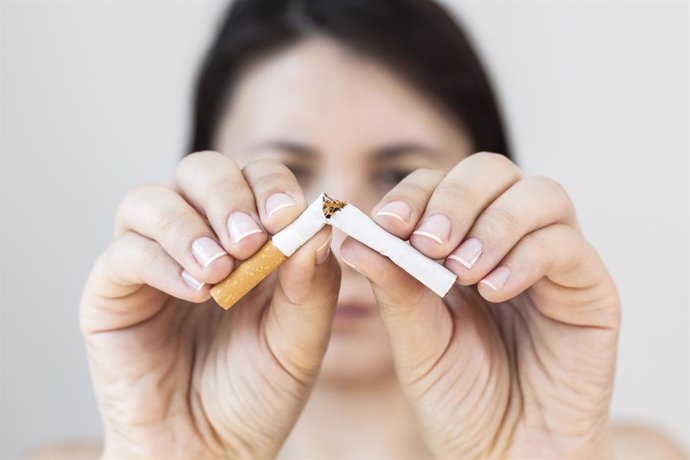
[210,195,327,309]
[326,202,457,298]
[210,193,457,309]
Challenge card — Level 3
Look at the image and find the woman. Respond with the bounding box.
[73,0,681,458]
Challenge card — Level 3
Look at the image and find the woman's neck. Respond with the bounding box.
[279,373,430,459]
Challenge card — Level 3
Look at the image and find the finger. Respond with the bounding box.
[175,151,268,260]
[263,226,341,381]
[81,232,210,333]
[476,223,616,327]
[241,159,309,234]
[115,183,234,284]
[338,236,453,381]
[446,176,577,285]
[370,168,445,239]
[409,152,522,259]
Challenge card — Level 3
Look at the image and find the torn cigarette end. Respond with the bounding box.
[210,240,287,310]
[322,193,347,218]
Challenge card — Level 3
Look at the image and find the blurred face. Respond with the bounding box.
[214,37,473,382]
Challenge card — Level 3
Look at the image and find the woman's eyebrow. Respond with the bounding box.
[249,140,439,160]
[373,143,440,161]
[250,140,318,158]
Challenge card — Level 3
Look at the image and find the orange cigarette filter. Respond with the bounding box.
[210,240,287,309]
[210,193,338,309]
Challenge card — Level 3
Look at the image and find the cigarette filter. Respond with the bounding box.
[210,193,457,309]
[209,241,287,309]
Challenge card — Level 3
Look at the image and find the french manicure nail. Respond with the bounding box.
[315,235,332,265]
[266,192,297,217]
[192,237,227,268]
[227,212,263,243]
[479,266,510,291]
[448,237,483,269]
[340,254,365,276]
[182,270,205,291]
[412,214,451,244]
[375,200,411,223]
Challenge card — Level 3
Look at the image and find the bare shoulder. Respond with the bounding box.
[23,440,102,460]
[20,427,688,460]
[612,423,687,460]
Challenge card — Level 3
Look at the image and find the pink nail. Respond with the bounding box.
[315,236,332,265]
[412,214,451,244]
[375,201,411,223]
[479,266,510,291]
[192,237,227,268]
[266,192,297,217]
[448,237,483,269]
[182,270,205,291]
[340,254,366,276]
[227,212,263,243]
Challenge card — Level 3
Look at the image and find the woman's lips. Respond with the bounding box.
[334,302,375,320]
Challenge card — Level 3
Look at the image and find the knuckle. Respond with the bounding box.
[244,158,288,172]
[530,175,572,204]
[521,230,551,257]
[523,176,576,222]
[205,178,253,205]
[252,169,300,195]
[137,239,162,268]
[433,180,478,206]
[117,183,165,221]
[177,151,236,179]
[391,168,444,194]
[180,150,224,167]
[153,208,190,244]
[474,151,522,178]
[479,206,519,235]
[394,179,432,199]
[95,243,117,274]
[152,206,195,248]
[100,232,140,270]
[474,151,510,163]
[554,223,583,246]
[405,168,445,182]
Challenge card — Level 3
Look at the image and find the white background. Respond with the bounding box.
[1,0,688,457]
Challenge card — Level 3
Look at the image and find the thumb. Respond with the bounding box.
[264,225,341,380]
[339,236,453,380]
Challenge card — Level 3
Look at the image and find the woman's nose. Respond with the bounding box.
[310,169,379,272]
[313,171,377,214]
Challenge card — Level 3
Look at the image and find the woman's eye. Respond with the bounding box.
[285,164,312,183]
[375,169,413,187]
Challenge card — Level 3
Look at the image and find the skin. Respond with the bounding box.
[79,36,670,458]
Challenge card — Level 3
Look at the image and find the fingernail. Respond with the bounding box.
[340,254,365,276]
[227,212,263,243]
[266,192,297,218]
[448,237,483,269]
[315,235,332,265]
[182,270,205,291]
[375,200,411,223]
[412,214,451,244]
[479,266,510,291]
[192,237,227,268]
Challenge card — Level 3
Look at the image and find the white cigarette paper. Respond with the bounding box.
[273,192,457,297]
[271,194,328,256]
[326,201,457,297]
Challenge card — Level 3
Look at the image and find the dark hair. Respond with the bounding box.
[189,0,511,160]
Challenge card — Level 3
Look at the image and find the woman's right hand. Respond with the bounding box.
[80,151,340,459]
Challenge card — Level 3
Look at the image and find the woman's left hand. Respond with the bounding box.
[339,152,620,458]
